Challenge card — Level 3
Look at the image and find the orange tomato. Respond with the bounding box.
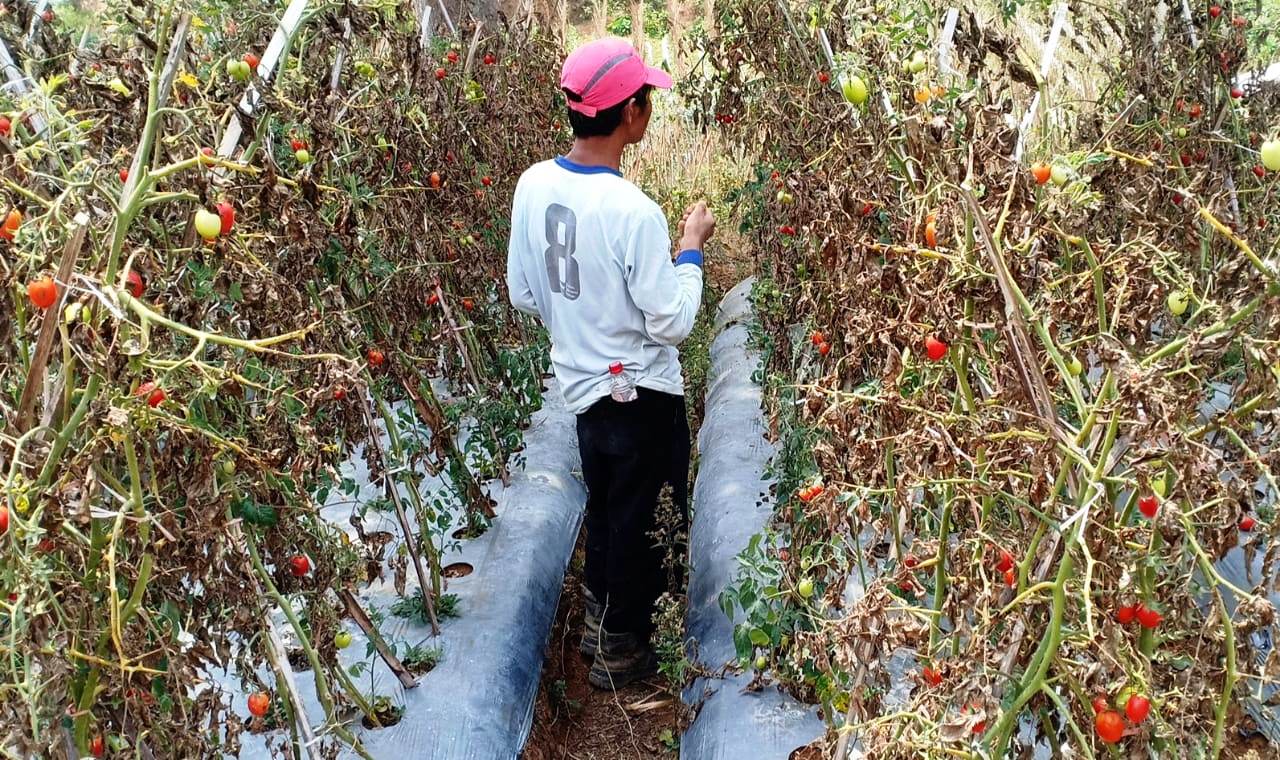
[924,221,938,248]
[1031,163,1052,185]
[27,276,58,309]
[248,691,270,717]
[1,208,21,240]
[913,87,932,104]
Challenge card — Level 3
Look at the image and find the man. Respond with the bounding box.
[506,37,716,689]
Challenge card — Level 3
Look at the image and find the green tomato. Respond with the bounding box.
[754,655,768,670]
[798,578,815,599]
[907,51,927,74]
[335,630,353,649]
[194,209,222,240]
[1176,127,1188,139]
[1261,139,1280,172]
[777,190,794,205]
[1067,356,1083,375]
[221,459,236,476]
[1050,164,1071,186]
[1152,473,1168,497]
[840,74,868,106]
[1166,290,1188,316]
[354,61,376,78]
[294,148,311,164]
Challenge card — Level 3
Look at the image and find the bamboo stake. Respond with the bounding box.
[216,0,311,162]
[1013,2,1069,164]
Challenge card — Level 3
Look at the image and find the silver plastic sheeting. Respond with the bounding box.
[231,383,585,759]
[681,279,825,760]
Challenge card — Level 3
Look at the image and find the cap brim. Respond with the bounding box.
[645,66,674,89]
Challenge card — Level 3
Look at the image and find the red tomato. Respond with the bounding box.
[27,276,58,309]
[903,554,919,569]
[1172,192,1184,205]
[921,666,943,686]
[446,50,459,64]
[811,330,826,345]
[817,71,830,84]
[0,116,10,137]
[860,202,874,216]
[1239,516,1256,531]
[1230,86,1244,99]
[1004,569,1016,588]
[1189,103,1202,119]
[1091,695,1109,714]
[0,505,8,534]
[366,348,385,367]
[135,381,166,408]
[435,67,447,81]
[119,168,129,182]
[924,336,948,362]
[1125,694,1151,724]
[483,53,497,65]
[290,138,307,152]
[818,342,831,356]
[779,225,795,236]
[427,293,440,306]
[89,734,104,757]
[429,172,442,189]
[996,548,1014,573]
[217,202,236,235]
[248,691,270,717]
[481,176,492,186]
[126,270,144,298]
[243,53,260,71]
[462,298,475,311]
[1138,496,1158,519]
[1095,710,1125,743]
[1254,166,1266,179]
[333,387,347,401]
[1136,605,1162,629]
[288,555,310,577]
[1208,5,1221,18]
[1115,605,1136,624]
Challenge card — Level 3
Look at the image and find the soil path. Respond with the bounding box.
[522,542,679,760]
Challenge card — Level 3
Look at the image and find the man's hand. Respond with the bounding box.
[677,201,716,254]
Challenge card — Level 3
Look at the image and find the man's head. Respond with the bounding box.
[560,37,672,143]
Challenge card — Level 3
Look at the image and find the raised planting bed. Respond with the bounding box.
[681,279,824,759]
[230,382,585,759]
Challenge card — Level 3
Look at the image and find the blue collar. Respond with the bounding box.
[555,155,623,177]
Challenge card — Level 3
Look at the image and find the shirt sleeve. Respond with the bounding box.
[622,208,703,346]
[505,183,540,317]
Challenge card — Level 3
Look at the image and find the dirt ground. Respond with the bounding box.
[522,542,680,760]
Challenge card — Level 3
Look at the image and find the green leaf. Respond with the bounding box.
[748,627,770,647]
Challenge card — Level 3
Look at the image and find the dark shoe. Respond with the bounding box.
[588,630,657,690]
[580,586,602,658]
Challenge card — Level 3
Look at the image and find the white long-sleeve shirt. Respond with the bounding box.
[506,157,703,415]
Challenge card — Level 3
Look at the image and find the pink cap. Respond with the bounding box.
[560,37,673,117]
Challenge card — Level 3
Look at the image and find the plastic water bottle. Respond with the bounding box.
[609,362,637,403]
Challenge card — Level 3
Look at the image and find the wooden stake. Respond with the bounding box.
[357,393,442,635]
[339,589,419,689]
[15,217,88,433]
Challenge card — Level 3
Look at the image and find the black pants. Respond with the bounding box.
[576,388,690,642]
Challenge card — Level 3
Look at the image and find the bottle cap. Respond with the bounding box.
[609,362,624,375]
